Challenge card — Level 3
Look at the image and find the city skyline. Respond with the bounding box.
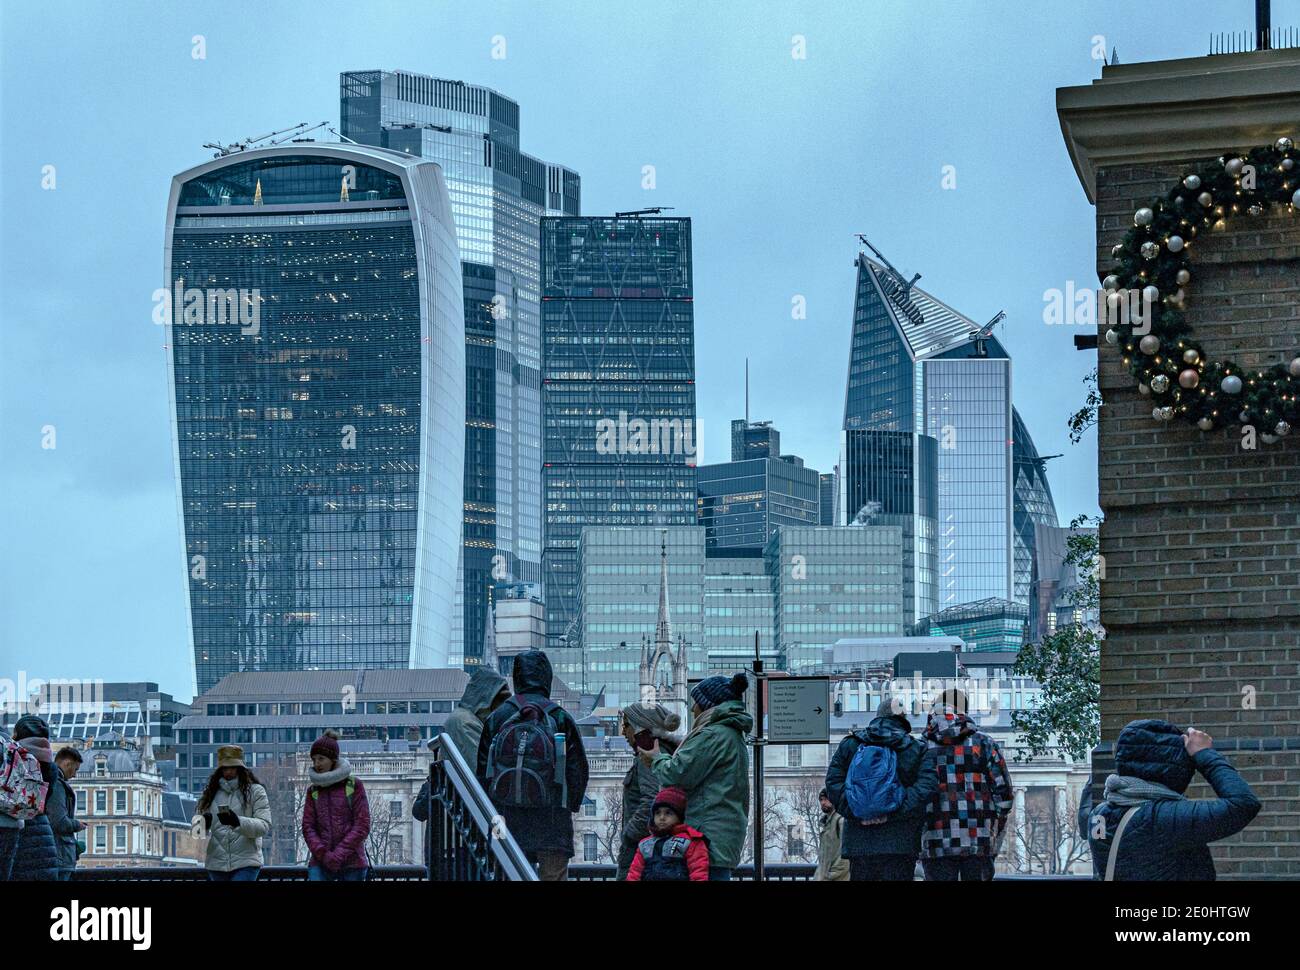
[5,0,1241,700]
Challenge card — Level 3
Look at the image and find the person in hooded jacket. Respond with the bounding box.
[0,730,24,882]
[194,745,272,881]
[639,672,751,881]
[10,715,59,881]
[302,729,371,881]
[616,702,681,879]
[412,667,510,871]
[824,698,938,881]
[920,690,1013,881]
[476,650,588,881]
[1087,720,1259,881]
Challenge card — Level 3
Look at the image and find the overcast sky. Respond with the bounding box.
[2,0,1290,700]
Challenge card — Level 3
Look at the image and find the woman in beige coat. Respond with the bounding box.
[193,745,272,881]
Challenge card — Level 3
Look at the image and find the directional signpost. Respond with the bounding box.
[766,676,830,744]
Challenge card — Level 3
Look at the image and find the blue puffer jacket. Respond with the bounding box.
[12,812,59,881]
[1088,720,1260,881]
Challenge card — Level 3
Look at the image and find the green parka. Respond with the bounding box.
[649,700,752,869]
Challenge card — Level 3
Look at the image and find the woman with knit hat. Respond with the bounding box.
[616,702,681,879]
[638,672,752,880]
[10,715,59,881]
[194,744,272,881]
[302,729,371,881]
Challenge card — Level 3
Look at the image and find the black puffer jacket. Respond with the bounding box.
[1088,720,1260,881]
[824,714,937,858]
[476,651,589,857]
[12,812,58,881]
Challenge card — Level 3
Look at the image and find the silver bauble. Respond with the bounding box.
[1225,157,1245,176]
[1178,369,1199,389]
[1289,357,1300,378]
[1150,374,1170,393]
[1262,433,1280,444]
[1197,192,1213,207]
[1140,241,1160,260]
[1111,243,1125,259]
[1159,406,1175,421]
[1277,137,1294,152]
[1138,383,1151,396]
[1248,204,1264,217]
[1139,335,1160,355]
[1221,375,1243,394]
[1142,284,1160,305]
[1134,207,1154,227]
[1176,269,1191,285]
[1102,274,1120,292]
[1276,421,1292,437]
[1197,417,1214,431]
[1183,174,1201,190]
[1104,328,1119,345]
[1167,235,1184,252]
[1283,158,1295,172]
[1183,349,1199,364]
[1293,189,1300,207]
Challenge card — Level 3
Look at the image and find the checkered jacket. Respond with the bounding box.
[921,714,1014,859]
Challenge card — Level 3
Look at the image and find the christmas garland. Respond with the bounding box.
[1102,136,1300,442]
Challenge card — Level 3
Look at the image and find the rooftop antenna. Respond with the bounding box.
[969,310,1006,357]
[613,206,675,218]
[1259,0,1272,49]
[745,357,749,425]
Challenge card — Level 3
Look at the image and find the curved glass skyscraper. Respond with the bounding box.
[164,145,465,693]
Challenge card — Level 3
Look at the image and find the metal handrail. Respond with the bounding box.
[425,733,537,881]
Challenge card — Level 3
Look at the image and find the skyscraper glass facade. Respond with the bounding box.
[730,419,780,460]
[165,146,465,693]
[1011,406,1060,616]
[696,457,820,553]
[340,69,579,667]
[541,216,698,649]
[765,526,907,674]
[914,597,1028,652]
[841,253,1015,620]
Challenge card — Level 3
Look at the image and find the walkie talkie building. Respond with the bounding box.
[163,145,465,694]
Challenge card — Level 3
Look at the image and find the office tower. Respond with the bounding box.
[765,525,907,674]
[841,243,1014,618]
[164,144,465,693]
[491,582,547,676]
[696,452,820,553]
[541,214,698,650]
[819,467,840,526]
[340,70,580,667]
[1011,407,1062,629]
[730,418,780,460]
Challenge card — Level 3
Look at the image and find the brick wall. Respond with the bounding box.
[1092,156,1300,877]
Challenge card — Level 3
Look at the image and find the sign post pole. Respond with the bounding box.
[751,630,765,882]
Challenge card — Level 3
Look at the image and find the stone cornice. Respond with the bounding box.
[1057,49,1300,203]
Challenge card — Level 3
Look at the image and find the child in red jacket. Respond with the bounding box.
[626,787,710,882]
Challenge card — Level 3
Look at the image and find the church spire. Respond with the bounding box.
[655,529,672,649]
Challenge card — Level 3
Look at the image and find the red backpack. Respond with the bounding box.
[485,699,567,809]
[0,736,48,820]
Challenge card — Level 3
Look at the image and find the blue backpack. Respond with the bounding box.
[844,739,904,822]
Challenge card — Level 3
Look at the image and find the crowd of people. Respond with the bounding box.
[0,649,1262,883]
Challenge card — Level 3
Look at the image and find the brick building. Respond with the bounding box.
[1059,47,1300,877]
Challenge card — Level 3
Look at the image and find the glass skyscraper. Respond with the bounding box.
[730,419,780,460]
[541,215,698,650]
[164,145,465,693]
[340,70,580,667]
[696,455,820,553]
[1011,407,1061,614]
[841,250,1014,618]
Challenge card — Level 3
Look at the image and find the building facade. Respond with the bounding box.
[490,582,547,676]
[730,418,780,460]
[3,682,189,756]
[842,248,1018,618]
[818,468,840,526]
[341,69,580,668]
[696,455,820,553]
[541,215,698,649]
[1058,47,1300,876]
[164,144,465,691]
[914,597,1029,652]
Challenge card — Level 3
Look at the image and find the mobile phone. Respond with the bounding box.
[634,730,656,750]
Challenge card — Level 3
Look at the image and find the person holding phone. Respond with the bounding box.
[616,702,681,879]
[193,745,272,882]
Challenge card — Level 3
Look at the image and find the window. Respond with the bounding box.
[94,757,107,778]
[115,790,127,814]
[114,825,127,854]
[94,825,107,854]
[390,801,402,819]
[786,824,804,859]
[582,798,596,818]
[583,833,598,862]
[788,745,802,767]
[94,791,106,815]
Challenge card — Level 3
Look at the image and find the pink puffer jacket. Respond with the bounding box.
[302,767,370,871]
